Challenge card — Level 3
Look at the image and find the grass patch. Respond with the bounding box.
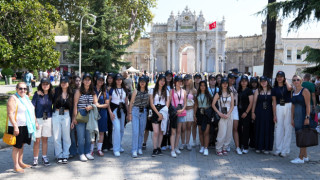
[0,80,20,85]
[0,99,7,138]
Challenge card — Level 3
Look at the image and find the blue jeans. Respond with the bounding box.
[52,112,71,158]
[76,122,91,155]
[112,108,125,153]
[131,107,147,153]
[69,127,78,156]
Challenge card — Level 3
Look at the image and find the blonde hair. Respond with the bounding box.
[292,75,302,84]
[183,78,194,90]
[16,82,27,89]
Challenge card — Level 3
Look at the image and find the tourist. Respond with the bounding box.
[216,74,223,87]
[192,73,202,146]
[24,70,35,97]
[149,74,170,157]
[249,77,259,148]
[128,76,149,158]
[123,72,133,99]
[272,71,293,157]
[32,78,53,166]
[72,73,98,161]
[102,73,114,151]
[212,77,234,156]
[108,73,128,157]
[237,75,253,154]
[208,74,219,148]
[194,80,212,156]
[302,73,317,114]
[7,82,37,173]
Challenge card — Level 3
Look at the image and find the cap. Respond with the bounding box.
[230,68,239,74]
[139,75,148,82]
[94,71,100,77]
[260,76,268,82]
[209,74,216,80]
[183,74,192,80]
[221,77,228,83]
[228,73,236,79]
[194,73,201,79]
[174,75,183,82]
[114,73,123,80]
[63,72,72,78]
[83,73,92,80]
[60,76,69,83]
[250,77,258,83]
[96,74,104,80]
[240,75,249,81]
[158,74,166,80]
[199,80,207,85]
[165,70,173,76]
[41,78,50,84]
[276,71,285,77]
[107,72,115,78]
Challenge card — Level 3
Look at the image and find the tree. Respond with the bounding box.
[0,0,60,70]
[301,46,320,75]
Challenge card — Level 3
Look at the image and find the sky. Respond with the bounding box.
[148,0,320,37]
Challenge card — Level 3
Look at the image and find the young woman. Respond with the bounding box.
[108,73,128,157]
[72,73,98,161]
[194,80,212,156]
[249,77,259,148]
[169,75,187,156]
[208,75,219,97]
[216,74,223,88]
[272,71,293,157]
[128,76,149,158]
[212,77,234,156]
[149,74,170,157]
[237,75,253,154]
[228,73,241,154]
[208,74,219,148]
[192,73,202,146]
[91,74,109,156]
[252,76,274,154]
[182,74,197,151]
[32,78,53,166]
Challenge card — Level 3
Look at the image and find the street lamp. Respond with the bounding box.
[219,55,227,74]
[79,13,97,76]
[144,54,156,82]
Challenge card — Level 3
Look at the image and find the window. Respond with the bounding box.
[287,50,292,61]
[297,50,301,60]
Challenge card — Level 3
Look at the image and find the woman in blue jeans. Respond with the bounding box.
[108,73,129,157]
[71,73,98,162]
[128,76,149,158]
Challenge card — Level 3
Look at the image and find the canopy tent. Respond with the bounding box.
[127,66,139,73]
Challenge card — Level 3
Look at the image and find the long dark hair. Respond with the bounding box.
[95,78,107,100]
[37,81,53,101]
[137,80,148,92]
[196,81,212,105]
[80,77,95,95]
[166,74,173,89]
[238,79,249,93]
[218,82,231,96]
[153,77,167,102]
[55,82,73,106]
[258,81,272,92]
[249,81,259,90]
[111,78,128,96]
[274,76,286,88]
[106,74,114,87]
[215,74,223,87]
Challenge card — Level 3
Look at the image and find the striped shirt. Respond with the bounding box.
[77,94,93,108]
[133,90,149,107]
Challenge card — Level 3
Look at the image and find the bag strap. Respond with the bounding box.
[5,101,18,133]
[172,89,177,107]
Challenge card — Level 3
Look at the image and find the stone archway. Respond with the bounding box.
[179,44,195,73]
[207,48,216,72]
[155,48,166,72]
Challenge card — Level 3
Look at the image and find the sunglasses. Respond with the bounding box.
[18,88,27,91]
[292,79,301,82]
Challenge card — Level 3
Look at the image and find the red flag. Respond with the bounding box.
[209,21,216,30]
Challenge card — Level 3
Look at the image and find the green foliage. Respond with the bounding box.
[1,68,14,77]
[51,21,69,35]
[33,69,39,81]
[0,0,61,70]
[301,46,320,75]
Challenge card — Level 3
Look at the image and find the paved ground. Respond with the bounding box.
[0,122,320,180]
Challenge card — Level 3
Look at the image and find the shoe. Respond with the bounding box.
[14,168,24,173]
[226,147,231,152]
[175,148,181,154]
[79,154,87,162]
[90,151,94,156]
[191,141,196,147]
[102,149,108,152]
[57,158,63,163]
[157,148,163,156]
[256,150,261,153]
[242,149,249,154]
[263,151,270,155]
[187,144,192,151]
[62,158,68,164]
[152,149,157,157]
[171,151,177,158]
[142,143,146,150]
[290,158,304,164]
[236,147,243,155]
[222,150,228,156]
[42,157,51,166]
[161,146,167,151]
[138,149,143,155]
[120,148,125,153]
[303,157,309,162]
[179,144,185,150]
[32,159,38,167]
[69,154,74,158]
[216,151,223,156]
[273,152,280,156]
[132,151,138,158]
[199,146,205,154]
[203,148,209,156]
[86,153,94,160]
[114,151,120,157]
[280,153,287,157]
[97,150,104,156]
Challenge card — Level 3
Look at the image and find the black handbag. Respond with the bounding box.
[296,126,318,148]
[169,105,178,129]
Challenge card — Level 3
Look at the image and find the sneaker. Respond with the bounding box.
[138,149,143,155]
[263,151,270,155]
[132,151,138,158]
[120,148,125,153]
[62,158,68,164]
[85,153,94,160]
[142,143,146,150]
[187,144,192,151]
[290,158,304,164]
[179,144,185,150]
[236,147,243,155]
[161,146,167,151]
[303,157,309,162]
[69,154,74,158]
[157,148,163,156]
[226,147,231,152]
[203,148,209,156]
[79,154,87,162]
[90,151,94,156]
[191,141,196,147]
[280,153,287,157]
[242,149,249,154]
[114,151,120,157]
[57,158,63,164]
[171,151,177,158]
[256,150,261,153]
[97,150,104,156]
[152,149,157,157]
[199,146,205,154]
[32,159,38,167]
[42,157,51,166]
[216,151,223,156]
[175,148,181,154]
[102,149,108,153]
[273,152,280,156]
[222,150,228,156]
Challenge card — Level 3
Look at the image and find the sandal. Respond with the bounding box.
[97,150,104,157]
[20,164,32,169]
[216,151,223,156]
[14,168,24,173]
[222,150,228,156]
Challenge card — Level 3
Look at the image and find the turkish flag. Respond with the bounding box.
[209,21,216,30]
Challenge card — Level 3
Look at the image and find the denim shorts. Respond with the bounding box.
[177,116,186,123]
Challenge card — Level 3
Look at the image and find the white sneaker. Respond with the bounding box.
[303,157,309,162]
[256,150,261,153]
[175,148,181,154]
[114,151,120,157]
[79,154,87,162]
[161,146,167,151]
[171,151,177,158]
[226,147,231,152]
[280,153,287,157]
[263,151,270,155]
[187,144,192,151]
[179,144,185,150]
[242,149,249,154]
[236,147,243,155]
[85,153,94,160]
[191,141,196,147]
[138,149,143,155]
[199,146,205,154]
[273,152,280,156]
[203,148,209,156]
[120,148,125,153]
[290,158,304,164]
[132,151,138,158]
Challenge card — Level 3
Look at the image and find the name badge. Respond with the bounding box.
[177,104,183,110]
[221,107,228,114]
[280,99,285,106]
[43,112,48,120]
[263,101,268,110]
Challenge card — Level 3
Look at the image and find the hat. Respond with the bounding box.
[94,71,100,77]
[107,72,115,78]
[250,77,258,83]
[41,78,50,84]
[199,80,207,85]
[114,73,123,80]
[221,77,228,83]
[183,74,192,80]
[209,74,216,80]
[60,76,69,83]
[240,75,249,81]
[228,73,236,79]
[276,71,285,77]
[139,75,148,82]
[158,74,166,80]
[165,70,173,76]
[96,74,104,80]
[174,75,183,82]
[194,73,202,79]
[230,68,239,74]
[63,72,72,78]
[260,76,268,82]
[83,73,92,80]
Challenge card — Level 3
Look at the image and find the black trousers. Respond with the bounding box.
[238,113,251,149]
[102,115,113,150]
[249,120,255,148]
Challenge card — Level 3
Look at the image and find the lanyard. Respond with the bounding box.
[115,88,123,102]
[42,94,48,112]
[279,86,285,99]
[220,94,228,107]
[138,90,147,106]
[209,87,215,96]
[263,89,268,101]
[199,94,206,106]
[175,88,182,103]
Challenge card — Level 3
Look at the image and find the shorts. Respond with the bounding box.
[186,109,194,122]
[27,85,33,93]
[35,118,52,138]
[232,106,239,120]
[145,119,153,131]
[177,116,186,123]
[8,126,31,149]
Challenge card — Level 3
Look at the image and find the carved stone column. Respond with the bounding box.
[202,39,206,72]
[172,41,176,71]
[196,40,200,72]
[167,40,171,70]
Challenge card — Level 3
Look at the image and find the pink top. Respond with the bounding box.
[171,88,184,107]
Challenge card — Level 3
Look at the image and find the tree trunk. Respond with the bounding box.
[263,0,276,78]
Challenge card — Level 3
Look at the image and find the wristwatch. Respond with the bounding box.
[305,115,310,119]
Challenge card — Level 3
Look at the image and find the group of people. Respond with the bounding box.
[5,68,319,173]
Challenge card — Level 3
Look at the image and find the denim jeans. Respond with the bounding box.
[76,122,91,155]
[112,108,125,153]
[131,107,147,153]
[52,111,71,158]
[69,127,78,156]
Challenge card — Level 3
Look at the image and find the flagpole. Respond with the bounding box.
[215,21,219,73]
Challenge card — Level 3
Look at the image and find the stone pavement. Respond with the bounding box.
[0,122,320,180]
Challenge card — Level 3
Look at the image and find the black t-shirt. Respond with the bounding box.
[271,85,292,104]
[238,87,253,112]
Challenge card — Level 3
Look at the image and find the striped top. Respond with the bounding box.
[77,94,93,108]
[133,90,149,107]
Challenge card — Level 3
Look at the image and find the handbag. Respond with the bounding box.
[76,109,89,123]
[172,90,186,117]
[296,126,318,147]
[3,104,18,146]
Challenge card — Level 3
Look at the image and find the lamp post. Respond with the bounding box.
[144,54,156,82]
[79,13,97,76]
[219,55,227,74]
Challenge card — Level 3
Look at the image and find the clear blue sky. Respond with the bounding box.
[148,0,319,37]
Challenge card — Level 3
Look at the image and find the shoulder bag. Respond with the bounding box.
[3,104,18,145]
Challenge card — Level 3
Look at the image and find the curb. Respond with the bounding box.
[0,139,10,149]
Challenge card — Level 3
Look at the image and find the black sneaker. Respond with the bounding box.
[56,158,63,164]
[151,149,157,157]
[42,157,51,166]
[142,143,146,150]
[157,148,163,156]
[62,158,68,164]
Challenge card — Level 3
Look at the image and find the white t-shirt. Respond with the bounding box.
[109,88,127,105]
[149,88,169,106]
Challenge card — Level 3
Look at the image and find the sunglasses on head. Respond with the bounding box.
[18,87,27,91]
[292,79,300,82]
